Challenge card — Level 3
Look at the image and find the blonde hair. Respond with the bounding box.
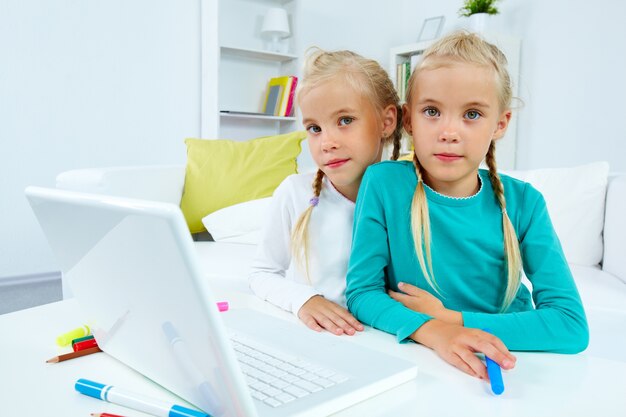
[406,31,521,311]
[291,48,403,279]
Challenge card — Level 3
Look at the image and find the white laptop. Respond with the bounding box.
[26,186,418,417]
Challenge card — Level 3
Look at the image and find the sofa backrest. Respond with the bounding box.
[55,140,317,205]
[602,174,626,283]
[56,165,186,205]
[503,162,610,268]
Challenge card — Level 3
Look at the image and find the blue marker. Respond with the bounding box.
[482,328,505,395]
[75,378,211,417]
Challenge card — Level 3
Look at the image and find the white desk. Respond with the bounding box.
[2,281,626,417]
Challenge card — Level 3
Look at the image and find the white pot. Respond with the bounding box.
[468,12,489,33]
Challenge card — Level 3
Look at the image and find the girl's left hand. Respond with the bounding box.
[389,282,462,325]
[298,295,364,336]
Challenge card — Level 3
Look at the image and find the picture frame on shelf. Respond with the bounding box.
[417,16,445,42]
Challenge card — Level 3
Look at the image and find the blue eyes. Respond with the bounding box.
[422,108,482,120]
[339,117,354,126]
[465,110,481,120]
[424,108,440,117]
[305,117,354,134]
[306,125,321,134]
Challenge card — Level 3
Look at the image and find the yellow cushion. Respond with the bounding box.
[180,131,306,233]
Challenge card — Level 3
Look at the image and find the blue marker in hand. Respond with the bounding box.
[485,354,505,395]
[483,328,505,395]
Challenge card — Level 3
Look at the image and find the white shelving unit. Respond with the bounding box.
[201,0,298,141]
[220,46,297,62]
[220,112,296,122]
[389,39,434,96]
[388,33,521,169]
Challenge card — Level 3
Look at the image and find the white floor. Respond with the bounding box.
[0,278,62,315]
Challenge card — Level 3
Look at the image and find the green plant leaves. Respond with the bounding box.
[458,0,500,17]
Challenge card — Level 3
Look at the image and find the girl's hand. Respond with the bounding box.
[388,282,462,325]
[411,320,516,379]
[298,295,364,336]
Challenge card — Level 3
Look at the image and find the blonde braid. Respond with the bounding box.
[410,153,441,294]
[389,104,403,161]
[485,142,522,311]
[291,169,325,282]
[403,31,518,307]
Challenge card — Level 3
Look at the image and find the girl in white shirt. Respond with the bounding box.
[249,48,402,335]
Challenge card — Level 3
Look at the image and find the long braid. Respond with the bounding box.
[291,169,325,282]
[410,153,441,294]
[389,104,403,161]
[404,32,518,308]
[485,142,522,311]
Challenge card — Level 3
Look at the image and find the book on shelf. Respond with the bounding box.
[280,76,298,117]
[262,75,298,116]
[396,52,424,102]
[263,78,284,115]
[396,61,410,102]
[404,61,411,99]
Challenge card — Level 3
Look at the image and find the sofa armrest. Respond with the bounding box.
[56,165,185,205]
[602,174,626,283]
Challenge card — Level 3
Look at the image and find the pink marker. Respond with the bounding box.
[217,301,229,312]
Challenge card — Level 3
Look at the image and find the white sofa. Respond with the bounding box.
[55,163,626,316]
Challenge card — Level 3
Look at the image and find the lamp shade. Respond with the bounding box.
[261,7,290,38]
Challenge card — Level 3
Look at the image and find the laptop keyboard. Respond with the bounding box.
[230,332,349,408]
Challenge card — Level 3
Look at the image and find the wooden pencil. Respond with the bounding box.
[91,413,128,417]
[46,346,102,363]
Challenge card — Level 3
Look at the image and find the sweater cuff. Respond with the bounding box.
[396,315,433,343]
[462,311,490,330]
[292,288,322,317]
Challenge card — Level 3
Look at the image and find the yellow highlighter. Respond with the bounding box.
[56,325,91,347]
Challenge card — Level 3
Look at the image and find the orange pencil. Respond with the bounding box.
[45,346,102,363]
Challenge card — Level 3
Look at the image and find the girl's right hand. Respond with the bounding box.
[389,282,462,325]
[298,295,364,336]
[411,320,516,379]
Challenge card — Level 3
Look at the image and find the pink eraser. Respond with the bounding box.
[217,301,229,312]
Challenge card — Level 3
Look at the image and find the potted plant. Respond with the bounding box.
[458,0,500,33]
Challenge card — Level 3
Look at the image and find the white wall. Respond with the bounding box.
[0,0,202,279]
[291,1,407,70]
[398,0,626,170]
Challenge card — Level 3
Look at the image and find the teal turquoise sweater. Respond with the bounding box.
[346,161,588,353]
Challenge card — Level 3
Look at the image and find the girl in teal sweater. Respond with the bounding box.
[345,31,588,380]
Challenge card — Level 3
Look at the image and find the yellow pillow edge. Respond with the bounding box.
[181,164,294,233]
[183,130,307,148]
[180,131,307,233]
[181,143,295,233]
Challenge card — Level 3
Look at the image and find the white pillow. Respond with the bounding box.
[201,197,271,245]
[503,162,610,267]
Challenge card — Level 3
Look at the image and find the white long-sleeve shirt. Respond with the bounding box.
[248,173,355,316]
